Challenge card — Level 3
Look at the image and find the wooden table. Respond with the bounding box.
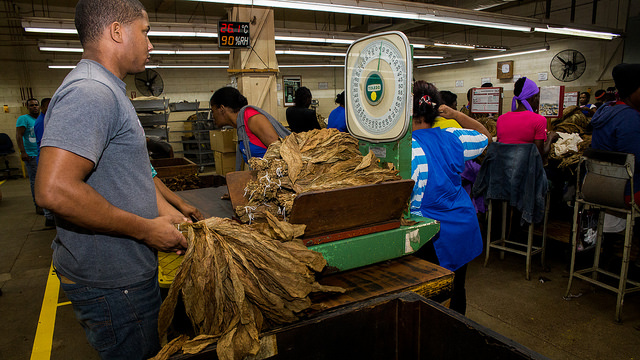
[166,187,453,358]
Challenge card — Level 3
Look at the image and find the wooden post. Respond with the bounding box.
[229,7,280,124]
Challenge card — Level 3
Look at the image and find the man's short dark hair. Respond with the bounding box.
[75,0,146,46]
[41,98,52,107]
[440,90,457,108]
[26,98,38,105]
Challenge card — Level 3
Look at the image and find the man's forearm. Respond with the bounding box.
[39,178,152,240]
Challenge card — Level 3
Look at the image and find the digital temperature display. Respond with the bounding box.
[218,21,250,48]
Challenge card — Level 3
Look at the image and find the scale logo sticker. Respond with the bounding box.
[365,71,384,106]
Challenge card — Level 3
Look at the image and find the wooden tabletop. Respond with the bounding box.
[312,255,453,310]
[176,186,235,219]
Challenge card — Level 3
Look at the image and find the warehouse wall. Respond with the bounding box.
[414,38,624,112]
[0,36,624,170]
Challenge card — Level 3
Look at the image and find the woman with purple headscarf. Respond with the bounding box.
[496,77,556,155]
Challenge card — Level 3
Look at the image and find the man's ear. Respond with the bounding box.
[109,22,124,43]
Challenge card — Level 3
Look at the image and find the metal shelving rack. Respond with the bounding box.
[168,101,215,172]
[132,98,170,140]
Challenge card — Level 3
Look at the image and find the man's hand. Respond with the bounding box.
[178,203,204,221]
[141,214,189,255]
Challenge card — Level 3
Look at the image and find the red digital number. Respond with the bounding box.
[220,23,227,33]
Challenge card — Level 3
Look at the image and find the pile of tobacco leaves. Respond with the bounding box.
[162,174,205,191]
[236,128,401,223]
[153,213,344,360]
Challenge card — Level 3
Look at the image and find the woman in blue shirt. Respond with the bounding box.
[327,91,346,132]
[410,80,491,314]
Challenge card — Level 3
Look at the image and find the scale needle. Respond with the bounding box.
[377,41,383,71]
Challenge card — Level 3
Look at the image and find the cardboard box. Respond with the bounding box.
[214,151,236,176]
[210,129,237,153]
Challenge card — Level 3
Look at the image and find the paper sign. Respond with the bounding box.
[471,87,501,113]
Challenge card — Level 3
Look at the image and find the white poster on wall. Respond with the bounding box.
[538,72,548,81]
[455,80,464,87]
[481,77,491,85]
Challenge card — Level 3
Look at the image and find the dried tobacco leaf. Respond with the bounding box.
[157,217,344,360]
[236,128,401,223]
[150,334,188,360]
[181,334,218,355]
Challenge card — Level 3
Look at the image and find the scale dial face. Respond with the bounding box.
[346,32,412,143]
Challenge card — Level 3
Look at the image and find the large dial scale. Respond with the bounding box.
[345,31,412,143]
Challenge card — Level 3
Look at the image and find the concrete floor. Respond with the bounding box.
[1,177,639,359]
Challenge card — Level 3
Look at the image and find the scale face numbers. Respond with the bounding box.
[346,32,412,143]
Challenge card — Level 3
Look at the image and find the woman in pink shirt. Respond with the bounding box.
[497,77,557,155]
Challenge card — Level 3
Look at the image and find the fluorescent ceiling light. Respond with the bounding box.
[433,42,475,49]
[26,26,219,38]
[151,50,230,55]
[25,27,76,34]
[176,50,229,55]
[50,64,228,69]
[534,26,619,40]
[190,0,532,32]
[276,50,344,56]
[416,60,468,68]
[149,30,217,38]
[473,47,548,61]
[279,64,343,68]
[424,16,531,32]
[146,65,228,69]
[414,55,445,59]
[475,46,508,51]
[40,46,83,52]
[275,35,353,45]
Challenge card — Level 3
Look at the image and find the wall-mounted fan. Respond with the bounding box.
[135,69,164,96]
[550,49,586,82]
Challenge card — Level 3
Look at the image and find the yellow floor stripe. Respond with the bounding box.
[30,262,60,360]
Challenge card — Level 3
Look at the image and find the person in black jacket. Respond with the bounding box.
[286,86,321,132]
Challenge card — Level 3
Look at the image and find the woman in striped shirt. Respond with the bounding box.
[410,80,491,315]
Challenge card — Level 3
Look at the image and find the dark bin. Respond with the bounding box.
[169,291,549,360]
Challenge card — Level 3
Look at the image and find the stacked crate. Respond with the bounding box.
[209,129,237,176]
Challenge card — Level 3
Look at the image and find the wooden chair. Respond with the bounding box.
[565,148,640,322]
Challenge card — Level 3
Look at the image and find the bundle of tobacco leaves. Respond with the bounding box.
[162,174,205,191]
[551,135,592,172]
[236,128,401,223]
[475,116,497,138]
[316,113,327,129]
[155,213,344,360]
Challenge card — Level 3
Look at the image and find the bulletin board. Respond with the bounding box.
[470,87,503,115]
[283,76,302,107]
[538,85,565,118]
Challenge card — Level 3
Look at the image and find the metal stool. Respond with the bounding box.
[473,142,550,280]
[485,193,550,280]
[565,148,640,322]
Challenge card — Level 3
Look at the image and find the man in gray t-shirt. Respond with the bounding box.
[35,0,187,358]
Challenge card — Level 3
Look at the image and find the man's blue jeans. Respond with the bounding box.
[23,156,37,207]
[59,274,162,360]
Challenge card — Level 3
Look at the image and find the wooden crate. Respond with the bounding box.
[170,292,548,360]
[151,158,197,178]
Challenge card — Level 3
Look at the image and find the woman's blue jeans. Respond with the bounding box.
[59,274,162,360]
